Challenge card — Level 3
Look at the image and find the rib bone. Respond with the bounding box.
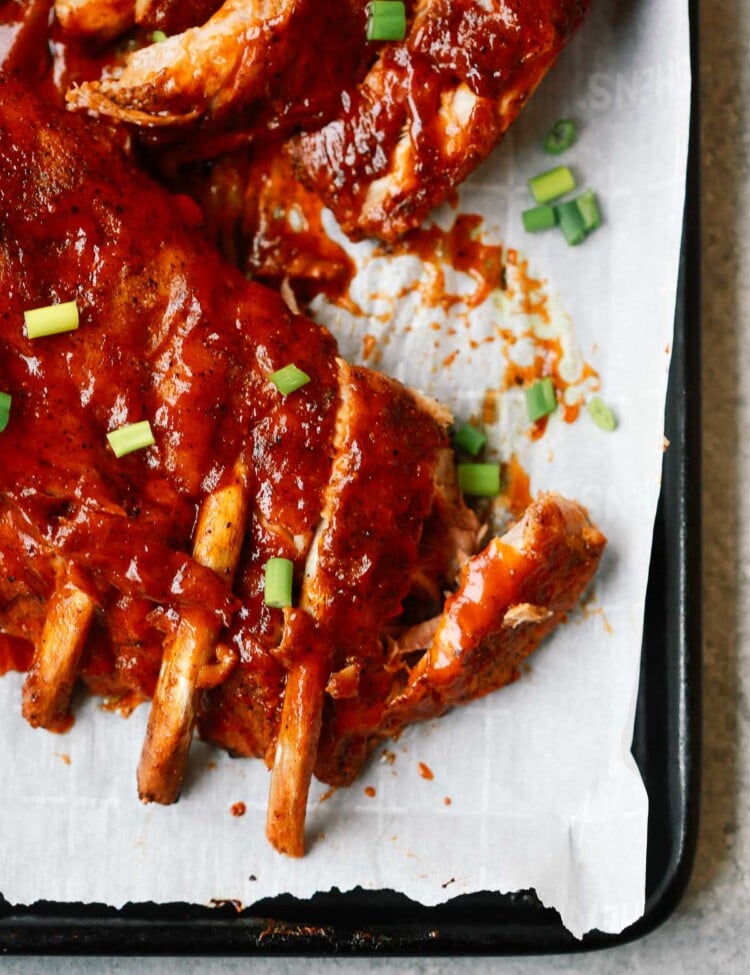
[265,609,325,856]
[138,457,249,804]
[264,363,356,855]
[22,575,96,732]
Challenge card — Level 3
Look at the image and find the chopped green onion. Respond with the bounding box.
[268,363,311,395]
[0,392,11,433]
[575,189,602,233]
[555,200,587,246]
[107,420,155,458]
[367,1,406,41]
[544,118,577,155]
[588,396,617,431]
[150,30,168,43]
[528,165,576,205]
[454,422,487,457]
[522,204,557,233]
[457,463,500,497]
[264,557,294,608]
[525,378,557,422]
[24,299,79,339]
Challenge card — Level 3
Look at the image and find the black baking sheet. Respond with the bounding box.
[0,7,701,957]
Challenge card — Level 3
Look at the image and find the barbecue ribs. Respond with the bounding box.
[0,77,605,854]
[289,0,592,239]
[63,0,591,240]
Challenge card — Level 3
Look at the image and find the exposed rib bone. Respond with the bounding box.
[266,360,448,855]
[265,362,353,855]
[265,609,325,856]
[22,576,96,732]
[138,457,249,804]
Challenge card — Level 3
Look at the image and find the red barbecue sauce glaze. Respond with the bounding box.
[0,76,342,706]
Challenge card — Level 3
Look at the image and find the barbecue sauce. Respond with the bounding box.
[291,1,590,238]
[0,79,340,685]
[0,635,33,676]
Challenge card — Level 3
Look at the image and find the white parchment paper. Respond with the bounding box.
[0,0,691,939]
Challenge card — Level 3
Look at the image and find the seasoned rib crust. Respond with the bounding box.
[290,0,591,239]
[55,0,135,43]
[134,1,223,35]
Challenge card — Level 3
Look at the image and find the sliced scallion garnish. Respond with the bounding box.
[525,378,557,422]
[367,1,406,41]
[24,299,79,339]
[457,463,500,498]
[555,200,587,246]
[0,392,11,433]
[588,396,617,431]
[544,118,577,155]
[268,363,311,395]
[106,420,156,458]
[522,204,557,233]
[575,189,602,233]
[454,422,487,457]
[528,165,576,205]
[151,30,168,43]
[264,557,294,608]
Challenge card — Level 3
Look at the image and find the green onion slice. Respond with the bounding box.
[544,118,577,155]
[150,30,168,43]
[528,165,576,205]
[268,363,311,395]
[264,557,294,608]
[457,462,501,498]
[588,396,617,431]
[24,299,79,339]
[367,1,406,41]
[555,200,587,246]
[0,392,11,433]
[107,420,156,458]
[525,378,557,422]
[454,422,487,457]
[522,204,557,234]
[575,189,602,233]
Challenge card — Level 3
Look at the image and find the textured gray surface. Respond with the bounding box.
[3,0,749,970]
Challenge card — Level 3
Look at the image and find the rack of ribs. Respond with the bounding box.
[62,0,591,240]
[0,76,605,855]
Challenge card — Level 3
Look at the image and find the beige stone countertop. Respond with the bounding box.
[3,0,748,970]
